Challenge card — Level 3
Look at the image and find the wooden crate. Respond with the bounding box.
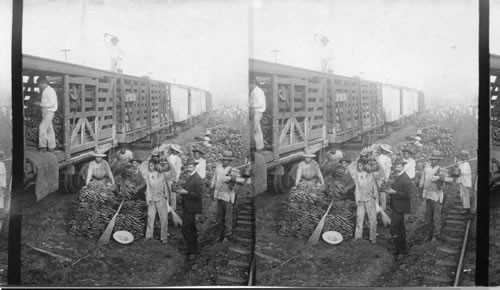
[149,80,172,133]
[116,76,150,143]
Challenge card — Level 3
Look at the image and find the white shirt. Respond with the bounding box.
[403,157,416,179]
[250,86,266,113]
[457,161,472,188]
[40,86,58,112]
[168,154,183,182]
[376,154,392,182]
[319,45,334,61]
[195,157,206,179]
[0,161,6,188]
[107,43,124,60]
[327,150,344,164]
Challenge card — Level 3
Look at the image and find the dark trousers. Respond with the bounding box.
[217,199,233,238]
[390,211,407,254]
[425,199,443,237]
[182,211,198,252]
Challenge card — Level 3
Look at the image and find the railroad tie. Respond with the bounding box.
[447,214,466,221]
[442,235,463,244]
[216,275,247,285]
[442,226,464,233]
[234,227,253,233]
[436,245,460,255]
[423,275,454,285]
[228,259,250,268]
[235,236,253,244]
[435,259,457,267]
[238,214,254,221]
[447,220,466,226]
[237,220,253,226]
[229,246,253,255]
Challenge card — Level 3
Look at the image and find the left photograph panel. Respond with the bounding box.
[0,0,12,285]
[21,0,252,286]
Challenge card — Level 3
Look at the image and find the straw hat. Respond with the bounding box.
[322,231,343,245]
[393,158,407,166]
[170,144,183,154]
[205,129,212,135]
[92,148,107,158]
[302,147,316,158]
[184,158,199,166]
[192,147,205,155]
[113,231,133,244]
[402,148,414,155]
[416,129,422,135]
[379,144,393,154]
[430,150,443,160]
[222,151,235,160]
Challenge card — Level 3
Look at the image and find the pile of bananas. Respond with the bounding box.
[358,144,382,173]
[67,183,148,240]
[24,104,64,148]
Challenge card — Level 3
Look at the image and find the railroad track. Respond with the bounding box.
[422,172,477,287]
[215,194,255,286]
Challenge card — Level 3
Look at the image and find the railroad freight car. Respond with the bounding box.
[23,54,209,195]
[249,59,385,193]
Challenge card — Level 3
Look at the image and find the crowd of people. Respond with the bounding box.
[292,135,474,259]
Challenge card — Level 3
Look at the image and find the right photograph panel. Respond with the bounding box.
[249,0,478,287]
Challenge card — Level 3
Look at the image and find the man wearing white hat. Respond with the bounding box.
[314,33,334,73]
[419,150,445,244]
[168,144,184,211]
[33,76,58,153]
[376,144,393,210]
[456,150,473,214]
[104,33,124,73]
[210,151,238,243]
[85,148,115,186]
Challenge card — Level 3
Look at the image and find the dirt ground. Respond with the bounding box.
[255,114,478,287]
[20,118,251,286]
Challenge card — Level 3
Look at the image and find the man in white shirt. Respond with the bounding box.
[376,144,393,210]
[192,147,207,179]
[105,33,124,73]
[168,144,184,210]
[249,76,266,152]
[314,33,334,73]
[456,150,473,214]
[402,148,416,179]
[34,77,58,152]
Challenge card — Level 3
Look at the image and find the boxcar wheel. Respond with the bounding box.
[273,173,293,195]
[63,172,83,194]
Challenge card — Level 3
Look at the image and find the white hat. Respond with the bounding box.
[302,147,316,158]
[322,231,343,245]
[416,129,422,135]
[113,231,134,244]
[379,144,393,154]
[170,144,183,154]
[92,148,107,157]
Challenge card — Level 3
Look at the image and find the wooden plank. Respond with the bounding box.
[70,118,83,146]
[63,75,70,160]
[272,75,279,162]
[83,117,97,142]
[278,119,292,147]
[292,117,306,141]
[277,76,307,87]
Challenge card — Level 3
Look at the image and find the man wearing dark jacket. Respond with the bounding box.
[177,158,203,258]
[385,158,417,259]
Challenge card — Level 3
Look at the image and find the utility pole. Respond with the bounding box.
[60,49,71,62]
[271,50,280,63]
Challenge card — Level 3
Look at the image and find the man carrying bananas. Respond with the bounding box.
[347,159,379,244]
[210,151,238,243]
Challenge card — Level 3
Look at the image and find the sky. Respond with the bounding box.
[249,0,478,107]
[0,0,12,107]
[492,0,500,55]
[22,0,248,107]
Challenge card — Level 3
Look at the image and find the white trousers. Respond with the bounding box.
[39,109,56,150]
[254,111,264,150]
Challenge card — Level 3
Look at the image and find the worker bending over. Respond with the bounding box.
[86,148,115,186]
[111,142,134,174]
[34,77,58,152]
[295,147,325,187]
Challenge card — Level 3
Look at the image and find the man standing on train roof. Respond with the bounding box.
[110,143,134,174]
[295,147,325,187]
[177,158,203,258]
[33,76,58,153]
[210,151,238,243]
[385,158,417,259]
[192,147,206,179]
[419,150,445,244]
[347,158,379,244]
[376,144,393,211]
[314,33,334,74]
[249,75,266,153]
[402,148,416,179]
[456,150,474,215]
[104,33,124,73]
